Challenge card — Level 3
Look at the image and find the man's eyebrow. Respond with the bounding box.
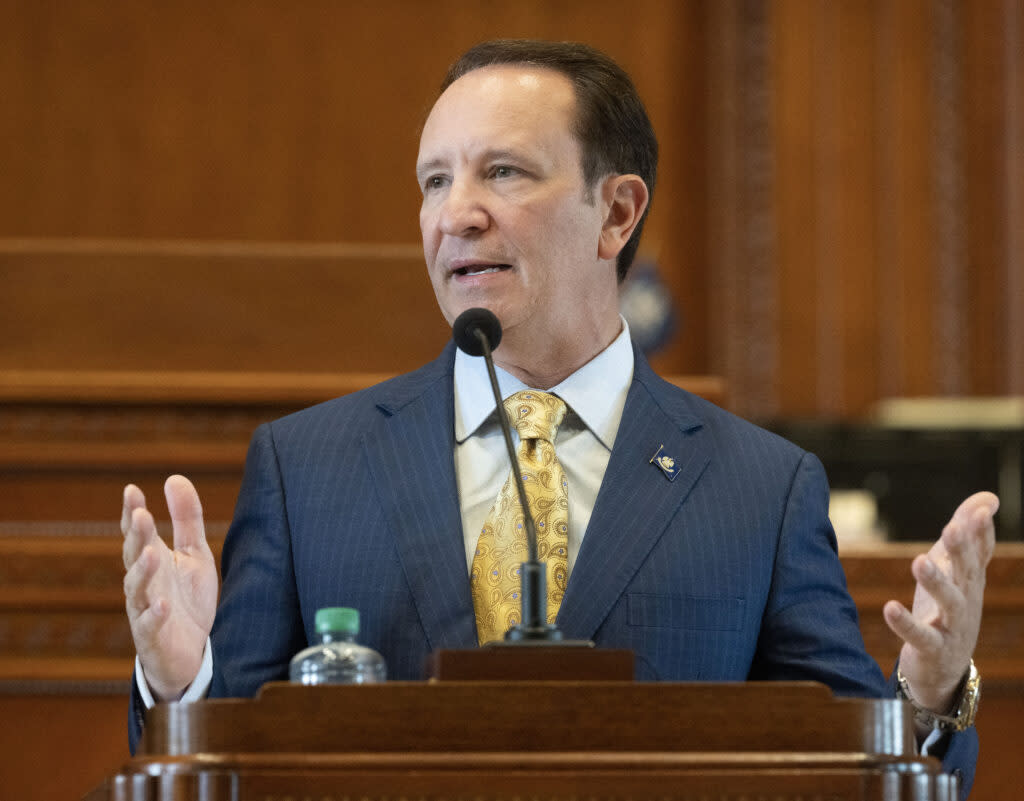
[415,158,447,180]
[481,148,538,166]
[415,148,543,180]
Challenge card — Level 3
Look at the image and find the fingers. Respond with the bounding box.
[122,501,164,573]
[123,544,162,620]
[912,552,960,602]
[941,491,999,587]
[127,592,172,654]
[883,599,942,654]
[164,475,208,553]
[123,540,178,662]
[121,484,146,537]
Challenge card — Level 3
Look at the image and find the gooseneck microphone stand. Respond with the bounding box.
[453,307,592,645]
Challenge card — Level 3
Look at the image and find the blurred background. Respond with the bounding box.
[0,1,1021,799]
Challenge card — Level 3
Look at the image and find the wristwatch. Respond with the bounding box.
[896,660,981,732]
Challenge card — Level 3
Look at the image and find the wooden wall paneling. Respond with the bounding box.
[885,0,940,399]
[642,1,711,380]
[772,0,819,418]
[930,0,970,398]
[969,686,1024,801]
[964,1,1015,397]
[768,1,884,419]
[705,0,779,421]
[0,459,244,527]
[1009,0,1024,396]
[0,690,131,801]
[0,241,446,373]
[738,0,780,421]
[708,0,1023,419]
[0,1,432,243]
[809,1,844,419]
[705,0,741,409]
[873,0,906,403]
[829,1,881,418]
[0,369,382,523]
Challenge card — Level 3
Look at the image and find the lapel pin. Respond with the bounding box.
[649,444,681,481]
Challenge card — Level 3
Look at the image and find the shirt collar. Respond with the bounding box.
[454,318,634,450]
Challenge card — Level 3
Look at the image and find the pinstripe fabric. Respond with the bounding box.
[199,341,889,693]
[127,342,977,797]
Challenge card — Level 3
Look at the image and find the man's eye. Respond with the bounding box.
[424,175,447,191]
[491,165,517,179]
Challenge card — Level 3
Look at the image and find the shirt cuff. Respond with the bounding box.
[920,725,944,756]
[135,637,214,709]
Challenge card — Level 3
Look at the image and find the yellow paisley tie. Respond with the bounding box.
[471,390,570,645]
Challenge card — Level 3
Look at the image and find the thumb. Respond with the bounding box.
[164,474,207,552]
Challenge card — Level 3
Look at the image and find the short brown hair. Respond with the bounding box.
[442,40,658,282]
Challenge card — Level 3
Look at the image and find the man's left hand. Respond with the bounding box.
[883,491,999,718]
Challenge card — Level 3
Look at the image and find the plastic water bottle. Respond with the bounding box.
[289,607,387,685]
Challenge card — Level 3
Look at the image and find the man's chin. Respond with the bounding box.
[438,297,514,331]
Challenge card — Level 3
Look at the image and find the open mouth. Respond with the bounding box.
[453,263,512,277]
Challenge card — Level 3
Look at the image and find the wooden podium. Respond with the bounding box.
[88,680,956,801]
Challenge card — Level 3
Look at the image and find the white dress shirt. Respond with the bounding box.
[453,319,635,575]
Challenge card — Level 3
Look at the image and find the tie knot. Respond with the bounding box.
[503,390,566,443]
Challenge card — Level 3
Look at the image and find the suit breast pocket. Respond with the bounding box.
[627,592,746,631]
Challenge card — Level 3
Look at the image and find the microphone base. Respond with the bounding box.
[503,624,567,643]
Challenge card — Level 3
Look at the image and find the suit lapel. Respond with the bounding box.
[557,350,713,640]
[362,344,478,651]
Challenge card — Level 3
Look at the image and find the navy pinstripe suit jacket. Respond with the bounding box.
[130,342,976,796]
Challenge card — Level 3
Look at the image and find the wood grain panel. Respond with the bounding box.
[883,0,938,398]
[829,1,881,418]
[1009,0,1024,395]
[705,1,780,420]
[645,1,710,379]
[964,1,1014,396]
[0,240,446,373]
[0,690,130,801]
[773,0,819,418]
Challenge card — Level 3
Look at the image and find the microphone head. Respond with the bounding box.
[452,307,502,356]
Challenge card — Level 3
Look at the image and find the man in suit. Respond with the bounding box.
[122,40,997,795]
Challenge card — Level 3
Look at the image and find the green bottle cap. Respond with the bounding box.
[315,607,359,635]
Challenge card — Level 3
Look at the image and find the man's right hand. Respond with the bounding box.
[121,475,218,702]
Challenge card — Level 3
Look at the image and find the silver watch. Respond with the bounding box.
[896,660,980,733]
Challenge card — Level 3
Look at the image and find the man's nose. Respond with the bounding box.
[439,179,489,236]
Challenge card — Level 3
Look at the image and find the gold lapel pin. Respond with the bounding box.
[649,444,681,481]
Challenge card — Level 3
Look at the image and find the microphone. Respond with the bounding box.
[452,308,562,642]
[452,307,502,357]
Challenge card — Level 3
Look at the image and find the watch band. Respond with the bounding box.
[896,660,981,733]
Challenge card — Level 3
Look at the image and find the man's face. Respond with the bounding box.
[416,65,620,364]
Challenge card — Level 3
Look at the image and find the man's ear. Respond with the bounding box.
[597,174,649,261]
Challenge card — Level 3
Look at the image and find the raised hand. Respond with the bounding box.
[883,491,998,717]
[121,475,219,701]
